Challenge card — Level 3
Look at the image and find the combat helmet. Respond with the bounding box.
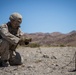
[9,12,22,23]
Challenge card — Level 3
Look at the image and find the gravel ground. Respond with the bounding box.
[0,47,76,75]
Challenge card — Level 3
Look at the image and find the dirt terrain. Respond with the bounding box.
[0,47,76,75]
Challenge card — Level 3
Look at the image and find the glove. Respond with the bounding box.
[24,38,32,45]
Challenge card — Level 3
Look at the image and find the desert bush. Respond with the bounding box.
[29,43,40,48]
[59,44,65,47]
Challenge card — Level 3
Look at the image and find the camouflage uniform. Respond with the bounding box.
[0,12,24,66]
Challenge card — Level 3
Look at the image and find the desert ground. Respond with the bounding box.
[0,47,76,75]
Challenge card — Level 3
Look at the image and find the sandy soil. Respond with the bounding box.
[0,47,76,75]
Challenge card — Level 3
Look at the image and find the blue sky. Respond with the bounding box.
[0,0,76,33]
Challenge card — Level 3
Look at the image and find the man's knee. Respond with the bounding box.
[9,52,23,65]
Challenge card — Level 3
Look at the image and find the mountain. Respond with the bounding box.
[50,32,63,36]
[24,30,76,46]
[68,30,76,35]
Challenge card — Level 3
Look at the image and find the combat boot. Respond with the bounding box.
[0,59,2,67]
[1,60,9,67]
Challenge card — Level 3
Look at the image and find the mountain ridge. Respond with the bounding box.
[24,30,76,46]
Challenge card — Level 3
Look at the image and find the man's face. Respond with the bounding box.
[10,19,21,29]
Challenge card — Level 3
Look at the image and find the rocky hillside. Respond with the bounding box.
[24,30,76,46]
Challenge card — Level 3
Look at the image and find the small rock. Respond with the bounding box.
[51,56,57,59]
[42,54,49,58]
[14,73,18,75]
[27,65,33,68]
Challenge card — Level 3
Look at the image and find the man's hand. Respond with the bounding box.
[19,36,32,45]
[24,38,32,45]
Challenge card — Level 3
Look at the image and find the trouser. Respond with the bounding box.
[0,39,22,65]
[0,39,16,61]
[0,39,10,61]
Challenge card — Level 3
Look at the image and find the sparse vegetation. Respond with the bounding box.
[28,43,40,48]
[59,44,65,47]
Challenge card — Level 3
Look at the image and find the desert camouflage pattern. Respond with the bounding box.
[9,12,22,23]
[0,22,24,65]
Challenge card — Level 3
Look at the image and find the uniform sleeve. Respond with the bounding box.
[0,25,20,45]
[17,28,25,38]
[18,28,24,36]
